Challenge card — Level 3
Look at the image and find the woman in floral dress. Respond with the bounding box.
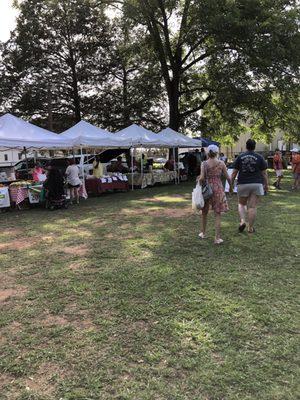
[198,145,232,244]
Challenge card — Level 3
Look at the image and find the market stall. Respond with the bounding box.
[125,170,177,189]
[7,181,87,209]
[157,127,202,183]
[85,174,129,195]
[0,114,76,210]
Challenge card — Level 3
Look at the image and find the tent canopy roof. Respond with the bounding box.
[158,127,202,147]
[60,120,131,148]
[115,124,170,148]
[0,113,72,149]
[194,136,220,147]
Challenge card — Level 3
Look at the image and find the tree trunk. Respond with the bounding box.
[167,79,181,131]
[122,66,130,127]
[69,56,81,123]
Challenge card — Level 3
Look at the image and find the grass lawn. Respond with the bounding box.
[0,171,299,400]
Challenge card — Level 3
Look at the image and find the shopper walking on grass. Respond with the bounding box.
[273,148,284,189]
[198,145,232,245]
[231,139,268,234]
[291,148,300,190]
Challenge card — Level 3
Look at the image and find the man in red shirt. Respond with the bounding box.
[273,149,284,189]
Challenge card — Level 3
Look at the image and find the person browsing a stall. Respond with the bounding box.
[93,155,104,178]
[32,162,45,182]
[164,155,175,171]
[65,159,81,204]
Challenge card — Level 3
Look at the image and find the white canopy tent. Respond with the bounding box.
[158,127,202,148]
[60,120,132,148]
[115,124,170,148]
[115,124,180,189]
[0,113,72,149]
[157,127,202,183]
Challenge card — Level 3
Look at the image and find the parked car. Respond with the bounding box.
[14,154,99,180]
[14,157,51,180]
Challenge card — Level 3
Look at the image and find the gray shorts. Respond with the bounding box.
[237,183,264,197]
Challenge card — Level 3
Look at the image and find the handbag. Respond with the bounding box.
[202,162,213,201]
[192,182,204,211]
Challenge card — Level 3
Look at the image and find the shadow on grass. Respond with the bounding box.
[0,176,299,399]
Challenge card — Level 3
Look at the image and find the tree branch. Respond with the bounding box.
[181,95,213,118]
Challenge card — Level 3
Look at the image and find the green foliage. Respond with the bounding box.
[0,0,299,140]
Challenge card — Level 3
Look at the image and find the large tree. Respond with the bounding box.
[86,18,166,131]
[121,0,299,135]
[1,0,111,131]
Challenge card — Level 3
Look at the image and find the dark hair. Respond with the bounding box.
[201,147,205,152]
[69,159,75,165]
[94,155,101,169]
[246,139,256,151]
[275,148,280,152]
[44,167,64,199]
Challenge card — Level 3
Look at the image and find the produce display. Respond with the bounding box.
[9,180,33,187]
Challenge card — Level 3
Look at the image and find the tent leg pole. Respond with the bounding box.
[140,150,143,189]
[173,147,176,185]
[24,147,29,179]
[177,147,180,184]
[80,146,85,190]
[131,147,134,191]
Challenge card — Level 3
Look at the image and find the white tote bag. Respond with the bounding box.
[192,182,204,211]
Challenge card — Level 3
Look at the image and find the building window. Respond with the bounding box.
[4,154,8,161]
[18,153,22,160]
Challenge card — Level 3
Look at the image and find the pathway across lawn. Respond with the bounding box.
[0,173,299,400]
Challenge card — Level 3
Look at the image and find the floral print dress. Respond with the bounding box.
[204,161,229,213]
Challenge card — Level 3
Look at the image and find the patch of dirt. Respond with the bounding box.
[8,321,22,331]
[24,362,64,397]
[0,373,15,390]
[41,314,69,327]
[68,261,84,271]
[0,287,28,302]
[71,318,96,331]
[62,244,89,256]
[0,238,38,251]
[147,207,190,218]
[2,227,24,236]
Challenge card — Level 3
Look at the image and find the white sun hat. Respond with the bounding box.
[207,144,219,153]
[291,148,299,152]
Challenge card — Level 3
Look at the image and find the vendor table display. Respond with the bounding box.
[0,186,10,208]
[85,175,129,195]
[126,170,177,189]
[8,181,87,209]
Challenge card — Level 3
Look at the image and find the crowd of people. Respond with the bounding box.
[196,141,299,245]
[29,144,299,220]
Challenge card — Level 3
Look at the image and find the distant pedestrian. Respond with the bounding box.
[291,148,300,190]
[273,149,284,189]
[219,152,228,165]
[200,147,207,162]
[231,139,268,234]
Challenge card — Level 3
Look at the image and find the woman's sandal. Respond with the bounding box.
[248,227,255,234]
[214,238,224,245]
[198,232,206,239]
